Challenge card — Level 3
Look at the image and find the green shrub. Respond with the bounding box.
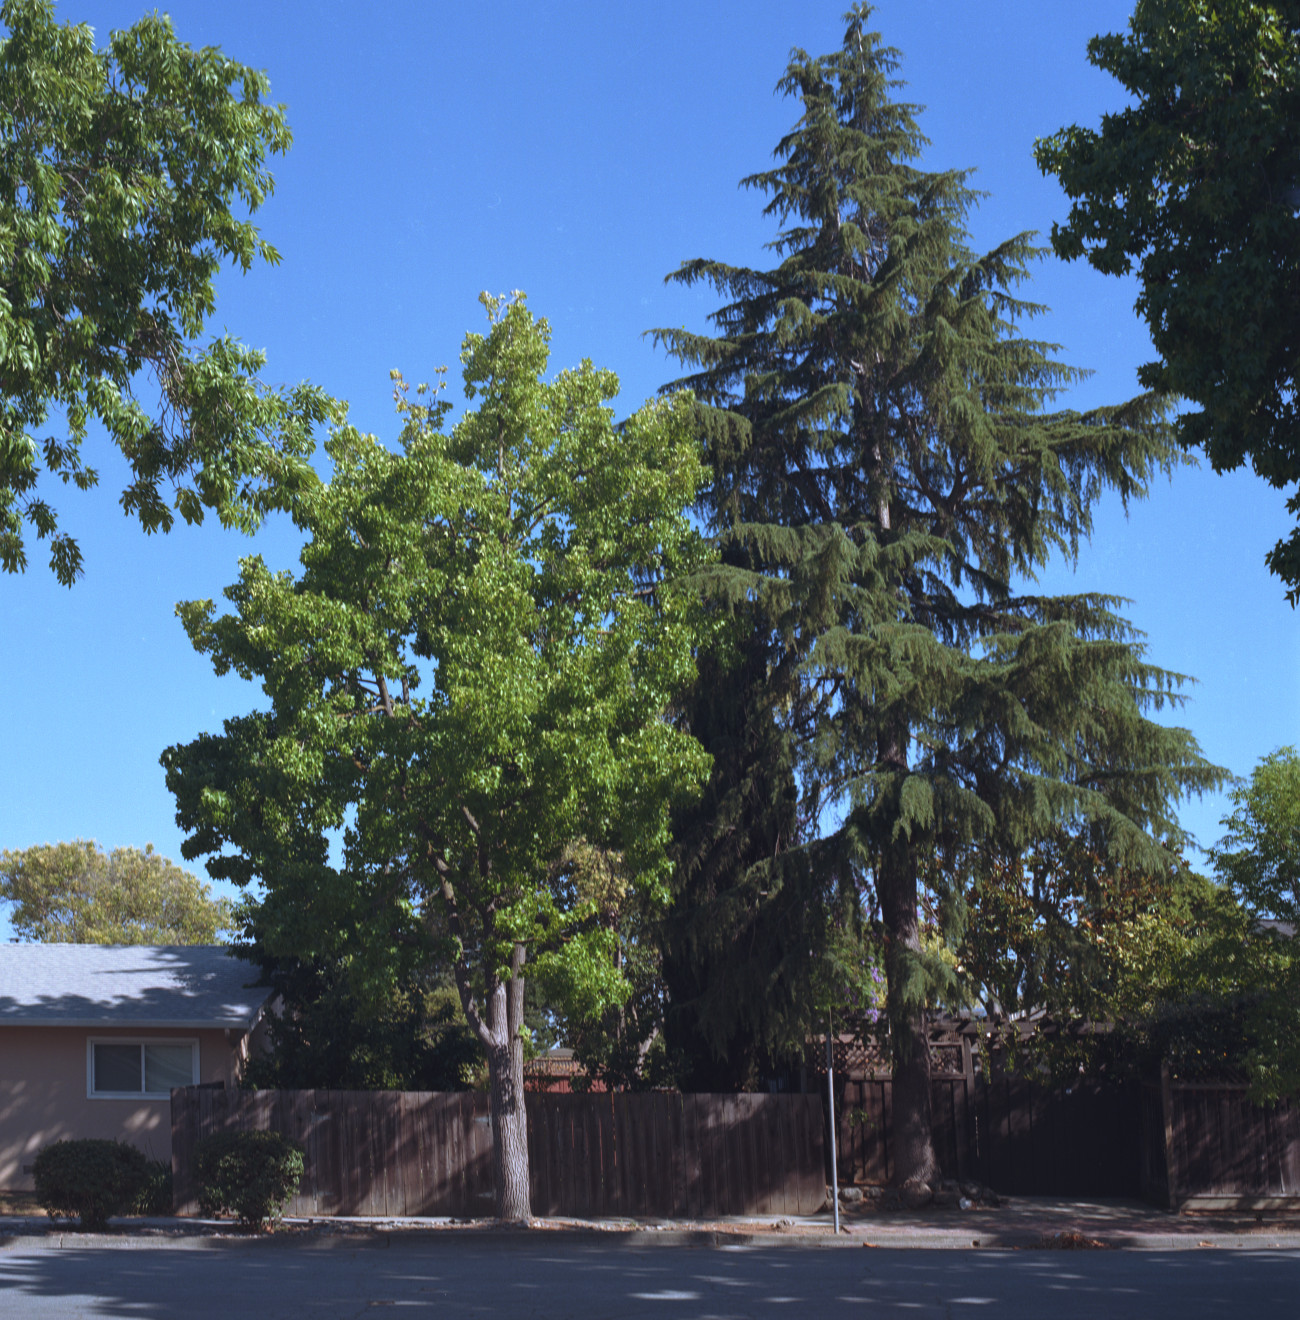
[130,1159,174,1216]
[195,1129,304,1230]
[33,1139,150,1230]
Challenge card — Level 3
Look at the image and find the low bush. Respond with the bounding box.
[131,1158,174,1216]
[33,1139,150,1230]
[195,1129,304,1230]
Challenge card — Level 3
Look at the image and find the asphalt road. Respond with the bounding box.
[1,1237,1297,1318]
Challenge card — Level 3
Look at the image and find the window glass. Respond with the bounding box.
[144,1044,194,1093]
[93,1044,142,1093]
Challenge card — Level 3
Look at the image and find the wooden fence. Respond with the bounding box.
[1141,1068,1300,1208]
[833,1072,1142,1197]
[832,1045,1299,1205]
[170,1087,826,1219]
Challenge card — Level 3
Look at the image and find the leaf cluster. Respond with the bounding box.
[1209,744,1300,926]
[0,0,337,584]
[1036,0,1300,598]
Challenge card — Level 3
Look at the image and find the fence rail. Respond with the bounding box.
[170,1087,826,1219]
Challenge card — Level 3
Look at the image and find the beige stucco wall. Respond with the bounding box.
[0,1025,241,1190]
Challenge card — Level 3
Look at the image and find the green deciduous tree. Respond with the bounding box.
[1105,868,1300,1101]
[1035,0,1300,599]
[0,0,336,585]
[239,953,482,1093]
[163,295,710,1221]
[0,839,232,942]
[1210,745,1300,926]
[654,5,1221,1187]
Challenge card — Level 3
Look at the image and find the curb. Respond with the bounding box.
[4,1218,1300,1253]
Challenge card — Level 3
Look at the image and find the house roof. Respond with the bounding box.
[0,944,272,1030]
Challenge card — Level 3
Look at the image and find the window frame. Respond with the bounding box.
[85,1037,200,1100]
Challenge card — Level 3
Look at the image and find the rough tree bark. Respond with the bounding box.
[879,848,938,1189]
[877,720,939,1190]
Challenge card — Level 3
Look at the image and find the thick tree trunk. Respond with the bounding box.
[458,940,532,1222]
[879,847,938,1188]
[485,1033,530,1221]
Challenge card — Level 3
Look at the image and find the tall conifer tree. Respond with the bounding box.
[655,6,1220,1185]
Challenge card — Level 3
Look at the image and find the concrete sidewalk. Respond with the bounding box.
[3,1196,1300,1251]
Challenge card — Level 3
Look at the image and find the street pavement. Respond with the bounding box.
[1,1230,1299,1318]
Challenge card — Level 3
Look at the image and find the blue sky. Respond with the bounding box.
[3,1,1297,936]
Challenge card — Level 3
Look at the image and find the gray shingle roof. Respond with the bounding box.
[0,944,272,1029]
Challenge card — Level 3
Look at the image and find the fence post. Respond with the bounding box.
[1159,1061,1179,1210]
[958,1031,975,1182]
[826,1029,840,1233]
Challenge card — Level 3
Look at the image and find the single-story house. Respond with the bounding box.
[0,944,274,1190]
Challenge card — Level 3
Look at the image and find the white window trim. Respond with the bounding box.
[86,1037,199,1100]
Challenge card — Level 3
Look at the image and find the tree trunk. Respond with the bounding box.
[877,798,939,1189]
[461,941,532,1222]
[486,1033,530,1221]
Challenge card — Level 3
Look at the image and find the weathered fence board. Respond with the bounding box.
[171,1088,825,1219]
[831,1064,1300,1206]
[1157,1079,1300,1206]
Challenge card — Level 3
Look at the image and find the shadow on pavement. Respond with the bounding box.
[1,1239,1299,1319]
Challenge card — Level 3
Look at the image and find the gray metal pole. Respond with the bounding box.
[826,1022,840,1233]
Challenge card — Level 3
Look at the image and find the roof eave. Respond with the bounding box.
[0,1016,263,1031]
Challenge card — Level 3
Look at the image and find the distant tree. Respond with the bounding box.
[0,839,232,942]
[0,0,336,585]
[1210,746,1300,927]
[1106,867,1300,1101]
[1035,1,1300,599]
[976,752,1300,1100]
[163,296,709,1221]
[654,5,1221,1187]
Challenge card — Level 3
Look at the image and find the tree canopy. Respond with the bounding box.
[0,839,232,942]
[163,294,710,1219]
[0,0,336,585]
[1210,745,1300,928]
[655,3,1221,1185]
[1035,0,1300,599]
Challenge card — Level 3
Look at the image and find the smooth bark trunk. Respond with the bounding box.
[459,941,532,1222]
[486,1031,530,1221]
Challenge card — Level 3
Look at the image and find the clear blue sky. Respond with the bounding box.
[3,1,1297,937]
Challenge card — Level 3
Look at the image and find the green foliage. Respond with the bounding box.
[1210,746,1300,926]
[241,955,482,1092]
[973,770,1300,1100]
[0,0,338,585]
[0,839,232,942]
[1104,869,1300,1099]
[653,5,1221,1159]
[164,295,710,1211]
[1036,0,1300,599]
[194,1129,304,1229]
[954,833,1188,1025]
[33,1138,150,1229]
[549,841,673,1090]
[129,1158,173,1217]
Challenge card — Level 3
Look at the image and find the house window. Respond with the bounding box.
[87,1039,198,1098]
